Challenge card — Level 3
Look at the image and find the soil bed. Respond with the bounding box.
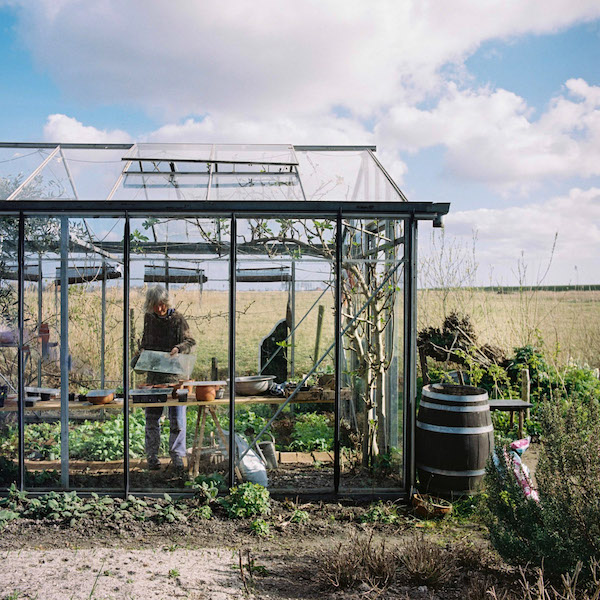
[0,498,521,600]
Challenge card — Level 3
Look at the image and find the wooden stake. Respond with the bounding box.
[521,367,530,421]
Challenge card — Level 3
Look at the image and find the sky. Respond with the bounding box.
[1,0,600,286]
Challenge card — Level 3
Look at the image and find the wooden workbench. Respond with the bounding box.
[0,394,334,413]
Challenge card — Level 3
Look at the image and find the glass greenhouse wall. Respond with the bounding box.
[0,143,448,498]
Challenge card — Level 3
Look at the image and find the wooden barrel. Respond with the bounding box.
[416,383,494,496]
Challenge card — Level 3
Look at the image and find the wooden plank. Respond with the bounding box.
[279,452,314,464]
[312,451,334,463]
[0,394,335,413]
[488,399,533,410]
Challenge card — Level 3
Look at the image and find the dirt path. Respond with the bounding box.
[1,548,243,600]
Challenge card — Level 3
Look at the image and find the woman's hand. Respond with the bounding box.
[170,347,180,356]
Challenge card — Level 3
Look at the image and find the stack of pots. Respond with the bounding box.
[416,383,494,497]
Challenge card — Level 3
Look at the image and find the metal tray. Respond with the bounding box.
[130,388,169,404]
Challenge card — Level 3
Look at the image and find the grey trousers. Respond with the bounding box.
[145,405,187,459]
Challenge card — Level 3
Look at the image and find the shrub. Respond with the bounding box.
[220,482,271,519]
[482,391,600,578]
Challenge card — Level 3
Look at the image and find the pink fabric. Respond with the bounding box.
[503,445,539,502]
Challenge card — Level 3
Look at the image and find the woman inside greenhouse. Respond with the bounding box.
[136,285,196,471]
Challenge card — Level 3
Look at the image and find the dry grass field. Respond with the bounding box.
[18,285,600,387]
[418,288,600,367]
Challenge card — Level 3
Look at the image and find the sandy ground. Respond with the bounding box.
[0,548,244,600]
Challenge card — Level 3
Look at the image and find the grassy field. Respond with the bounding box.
[16,285,600,387]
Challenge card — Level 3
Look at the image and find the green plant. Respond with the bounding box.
[288,412,333,451]
[359,501,399,524]
[168,568,180,579]
[184,472,224,504]
[220,482,271,519]
[0,508,19,528]
[154,493,187,524]
[192,505,213,520]
[290,508,309,524]
[185,479,219,505]
[249,518,271,537]
[482,391,600,578]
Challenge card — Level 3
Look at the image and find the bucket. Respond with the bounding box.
[257,433,278,470]
[416,383,494,497]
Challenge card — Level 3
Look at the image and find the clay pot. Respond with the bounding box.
[195,384,221,402]
[412,493,453,518]
[86,390,115,405]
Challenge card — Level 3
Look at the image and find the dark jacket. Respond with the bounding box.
[140,310,196,355]
[140,310,196,384]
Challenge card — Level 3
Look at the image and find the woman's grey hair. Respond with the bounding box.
[144,285,170,314]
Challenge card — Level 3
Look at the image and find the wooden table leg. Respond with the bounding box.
[518,410,524,439]
[209,407,228,452]
[190,407,207,478]
[208,407,243,482]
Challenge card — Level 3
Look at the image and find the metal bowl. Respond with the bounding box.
[229,375,276,396]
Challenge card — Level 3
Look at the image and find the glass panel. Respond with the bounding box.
[0,215,19,488]
[0,148,48,199]
[211,171,303,202]
[13,151,77,201]
[66,217,124,490]
[23,215,62,490]
[129,215,230,493]
[124,143,297,165]
[22,216,125,491]
[340,218,405,491]
[118,172,210,201]
[60,148,126,200]
[235,218,335,493]
[296,150,404,202]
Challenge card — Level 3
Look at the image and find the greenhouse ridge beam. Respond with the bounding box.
[0,143,377,151]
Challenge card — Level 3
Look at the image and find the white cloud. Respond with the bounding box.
[438,187,600,284]
[10,0,600,118]
[378,79,600,191]
[43,114,131,143]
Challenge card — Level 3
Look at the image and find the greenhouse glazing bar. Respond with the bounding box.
[403,218,418,493]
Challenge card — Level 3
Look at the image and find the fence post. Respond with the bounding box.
[211,357,218,381]
[521,367,530,420]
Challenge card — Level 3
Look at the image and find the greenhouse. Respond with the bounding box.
[0,142,448,498]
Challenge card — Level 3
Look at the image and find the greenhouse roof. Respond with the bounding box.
[0,143,448,223]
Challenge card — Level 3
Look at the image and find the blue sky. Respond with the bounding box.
[1,0,600,285]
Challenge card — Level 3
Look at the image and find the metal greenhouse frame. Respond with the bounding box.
[0,142,449,499]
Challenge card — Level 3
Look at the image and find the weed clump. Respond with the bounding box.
[398,534,456,586]
[359,501,400,524]
[319,532,396,591]
[249,518,271,537]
